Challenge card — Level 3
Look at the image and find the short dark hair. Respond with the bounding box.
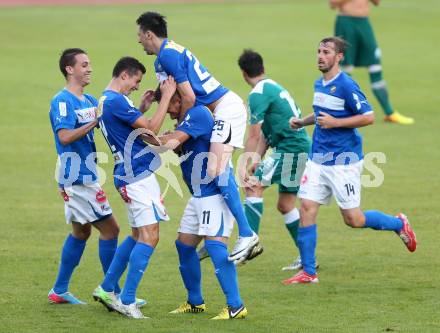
[238,49,264,78]
[112,56,146,78]
[59,48,87,79]
[154,83,179,102]
[320,37,349,54]
[136,11,168,38]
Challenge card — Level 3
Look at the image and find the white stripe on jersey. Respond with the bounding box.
[313,92,345,111]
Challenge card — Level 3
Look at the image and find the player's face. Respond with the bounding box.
[123,70,143,96]
[68,53,92,86]
[317,42,339,73]
[138,27,154,55]
[167,94,181,119]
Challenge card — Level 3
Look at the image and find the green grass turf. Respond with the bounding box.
[0,0,439,332]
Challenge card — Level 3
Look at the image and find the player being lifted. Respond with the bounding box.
[48,48,119,304]
[152,88,248,320]
[237,49,314,272]
[92,57,175,318]
[136,12,259,263]
[284,37,416,285]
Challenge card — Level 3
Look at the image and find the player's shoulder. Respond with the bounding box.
[160,39,186,59]
[51,89,71,103]
[338,72,359,88]
[104,90,134,108]
[250,78,279,97]
[188,105,213,122]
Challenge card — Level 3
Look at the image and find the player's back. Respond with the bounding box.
[155,39,228,106]
[49,89,98,185]
[312,72,372,165]
[176,105,222,197]
[99,90,160,187]
[248,79,310,152]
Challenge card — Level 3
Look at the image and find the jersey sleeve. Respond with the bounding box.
[248,92,271,125]
[159,50,188,84]
[344,81,373,115]
[51,97,76,132]
[176,107,212,139]
[111,95,143,126]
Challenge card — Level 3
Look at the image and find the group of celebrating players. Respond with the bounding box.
[47,2,417,321]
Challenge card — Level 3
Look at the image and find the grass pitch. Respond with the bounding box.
[0,1,439,332]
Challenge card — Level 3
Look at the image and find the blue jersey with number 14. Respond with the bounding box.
[154,39,228,106]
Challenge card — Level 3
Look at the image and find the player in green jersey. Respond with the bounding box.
[330,0,414,124]
[237,49,314,272]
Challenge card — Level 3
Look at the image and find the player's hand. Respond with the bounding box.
[289,117,304,130]
[160,76,177,100]
[139,90,155,113]
[317,111,339,128]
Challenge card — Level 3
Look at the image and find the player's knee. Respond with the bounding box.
[277,200,293,214]
[73,227,91,241]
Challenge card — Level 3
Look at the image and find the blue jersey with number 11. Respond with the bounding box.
[154,39,228,106]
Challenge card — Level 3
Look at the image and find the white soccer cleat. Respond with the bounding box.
[282,256,320,271]
[113,299,149,319]
[282,256,303,271]
[197,246,210,261]
[228,232,259,261]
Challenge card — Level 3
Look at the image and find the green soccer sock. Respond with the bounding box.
[369,67,394,116]
[284,208,300,248]
[244,197,263,234]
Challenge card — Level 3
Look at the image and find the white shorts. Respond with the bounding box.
[211,91,247,148]
[298,160,363,209]
[62,183,112,224]
[179,194,234,237]
[117,174,169,228]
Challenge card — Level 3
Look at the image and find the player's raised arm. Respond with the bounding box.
[132,76,176,134]
[176,81,196,113]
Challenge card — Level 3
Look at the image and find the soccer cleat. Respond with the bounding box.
[135,297,147,308]
[169,301,206,314]
[114,293,147,308]
[48,289,86,305]
[396,213,417,252]
[228,232,259,261]
[282,270,319,285]
[197,246,210,261]
[234,244,264,266]
[92,286,118,312]
[211,305,247,320]
[384,112,414,125]
[113,300,149,319]
[281,256,320,271]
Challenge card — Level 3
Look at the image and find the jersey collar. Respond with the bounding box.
[322,71,342,87]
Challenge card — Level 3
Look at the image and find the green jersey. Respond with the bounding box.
[248,79,310,153]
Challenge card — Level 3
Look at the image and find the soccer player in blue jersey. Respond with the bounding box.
[152,89,247,320]
[285,37,417,284]
[48,48,120,304]
[136,12,259,263]
[92,57,176,318]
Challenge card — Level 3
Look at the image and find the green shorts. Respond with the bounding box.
[253,152,308,194]
[335,15,380,67]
